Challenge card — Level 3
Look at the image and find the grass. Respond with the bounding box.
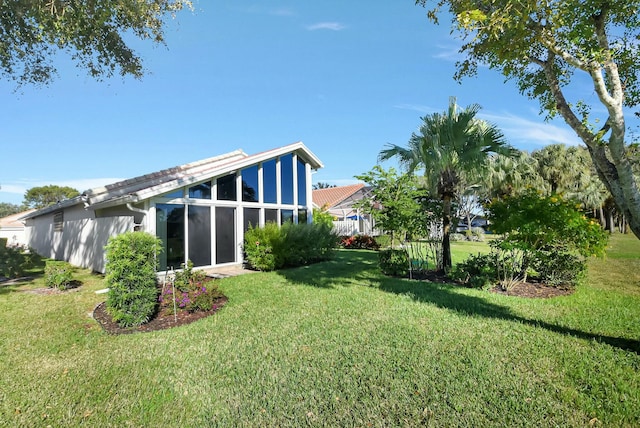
[1,234,639,426]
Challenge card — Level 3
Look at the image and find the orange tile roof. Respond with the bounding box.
[0,209,36,228]
[312,183,364,209]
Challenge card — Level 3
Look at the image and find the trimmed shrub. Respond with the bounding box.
[449,253,498,289]
[378,248,409,277]
[244,222,338,271]
[373,234,392,248]
[0,246,35,279]
[532,248,586,287]
[44,261,74,289]
[449,233,465,242]
[470,227,485,242]
[0,237,6,248]
[340,234,380,250]
[244,222,286,271]
[105,232,162,327]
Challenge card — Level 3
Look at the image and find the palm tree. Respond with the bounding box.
[379,97,515,270]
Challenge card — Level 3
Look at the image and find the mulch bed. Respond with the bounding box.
[406,270,575,299]
[92,297,228,335]
[489,282,574,298]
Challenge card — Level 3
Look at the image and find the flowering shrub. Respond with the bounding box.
[340,235,380,250]
[159,260,223,313]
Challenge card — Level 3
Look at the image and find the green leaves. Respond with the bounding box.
[0,1,192,85]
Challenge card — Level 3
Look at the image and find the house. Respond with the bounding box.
[0,209,35,247]
[312,183,378,236]
[22,142,322,273]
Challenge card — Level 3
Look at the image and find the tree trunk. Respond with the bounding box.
[541,51,640,240]
[442,195,452,271]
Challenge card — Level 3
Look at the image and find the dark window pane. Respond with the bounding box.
[243,208,260,232]
[298,209,308,224]
[280,154,294,204]
[297,158,307,205]
[263,160,277,204]
[265,209,278,224]
[217,174,237,201]
[156,204,185,271]
[188,181,211,199]
[188,206,211,267]
[241,165,259,202]
[164,189,183,199]
[216,207,236,263]
[281,209,294,224]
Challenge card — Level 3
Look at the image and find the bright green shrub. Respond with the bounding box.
[244,222,338,271]
[105,232,162,327]
[312,208,335,228]
[244,222,285,271]
[487,190,608,286]
[44,260,74,289]
[378,249,409,277]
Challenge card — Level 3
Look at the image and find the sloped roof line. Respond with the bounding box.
[312,183,365,210]
[23,142,323,218]
[0,209,37,228]
[83,149,248,204]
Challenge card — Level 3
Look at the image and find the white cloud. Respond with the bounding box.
[432,44,463,62]
[480,112,581,147]
[306,22,346,31]
[393,103,439,114]
[270,8,295,17]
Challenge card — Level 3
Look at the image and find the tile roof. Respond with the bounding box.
[0,209,36,228]
[312,183,364,210]
[23,142,323,219]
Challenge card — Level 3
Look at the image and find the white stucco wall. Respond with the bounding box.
[0,227,27,247]
[25,204,134,273]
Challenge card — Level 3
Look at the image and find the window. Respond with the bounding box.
[188,181,211,199]
[263,159,277,204]
[297,158,307,205]
[156,204,185,271]
[188,206,211,267]
[265,209,278,224]
[164,189,183,199]
[281,209,294,224]
[280,154,294,204]
[217,173,237,201]
[215,207,236,264]
[241,165,259,202]
[243,208,260,232]
[298,209,308,224]
[53,211,63,232]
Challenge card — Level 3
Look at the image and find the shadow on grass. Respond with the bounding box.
[280,250,640,354]
[276,250,378,288]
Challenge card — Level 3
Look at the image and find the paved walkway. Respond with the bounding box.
[204,265,257,279]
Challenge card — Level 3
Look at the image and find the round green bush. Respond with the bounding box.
[105,232,162,327]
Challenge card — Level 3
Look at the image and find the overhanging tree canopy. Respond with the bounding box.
[417,0,640,238]
[0,0,191,85]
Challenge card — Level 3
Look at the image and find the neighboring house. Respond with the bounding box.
[0,209,35,247]
[22,142,322,273]
[312,183,378,236]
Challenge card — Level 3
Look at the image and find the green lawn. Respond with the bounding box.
[1,234,639,426]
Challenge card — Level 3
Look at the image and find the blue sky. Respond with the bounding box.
[0,1,626,206]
